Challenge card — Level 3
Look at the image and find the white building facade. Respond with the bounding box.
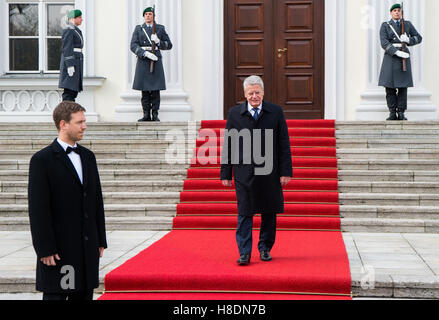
[0,0,438,122]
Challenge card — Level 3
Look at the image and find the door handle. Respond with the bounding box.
[277,48,288,58]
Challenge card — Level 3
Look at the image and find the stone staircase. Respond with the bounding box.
[337,121,439,234]
[0,122,196,232]
[0,121,439,233]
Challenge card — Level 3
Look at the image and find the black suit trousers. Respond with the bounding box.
[62,88,79,102]
[236,214,277,255]
[386,87,408,111]
[141,90,161,112]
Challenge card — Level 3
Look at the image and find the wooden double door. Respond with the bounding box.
[224,0,325,119]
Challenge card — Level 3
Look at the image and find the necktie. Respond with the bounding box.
[397,21,401,28]
[252,108,259,121]
[66,146,80,155]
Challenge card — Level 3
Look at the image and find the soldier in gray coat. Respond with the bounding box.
[58,10,84,102]
[131,7,172,122]
[378,3,422,121]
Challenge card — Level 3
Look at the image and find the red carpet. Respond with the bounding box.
[99,120,351,300]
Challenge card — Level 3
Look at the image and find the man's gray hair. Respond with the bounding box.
[243,75,264,92]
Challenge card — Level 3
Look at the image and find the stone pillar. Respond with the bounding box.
[114,0,192,122]
[357,0,437,120]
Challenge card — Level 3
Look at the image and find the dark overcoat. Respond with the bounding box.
[220,101,293,217]
[28,140,107,293]
[378,20,422,88]
[130,23,172,91]
[59,23,84,92]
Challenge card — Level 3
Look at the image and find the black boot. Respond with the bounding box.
[386,110,398,121]
[398,111,408,121]
[138,108,152,122]
[152,110,160,122]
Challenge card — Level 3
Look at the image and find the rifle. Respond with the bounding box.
[150,5,156,73]
[401,2,407,72]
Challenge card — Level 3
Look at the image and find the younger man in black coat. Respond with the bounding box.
[28,101,107,300]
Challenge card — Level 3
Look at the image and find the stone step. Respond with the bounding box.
[5,203,439,221]
[0,204,176,218]
[337,139,439,149]
[0,159,190,170]
[335,121,439,130]
[341,205,439,219]
[1,215,437,233]
[4,180,439,194]
[338,159,439,171]
[0,140,194,151]
[0,150,191,161]
[338,181,439,194]
[0,181,184,193]
[0,216,173,231]
[5,158,439,171]
[338,170,439,182]
[0,169,188,181]
[0,132,194,140]
[0,192,180,205]
[336,129,439,139]
[0,122,199,131]
[340,193,439,206]
[341,218,439,233]
[336,149,439,160]
[3,148,439,161]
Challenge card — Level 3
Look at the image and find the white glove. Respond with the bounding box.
[396,51,410,59]
[67,66,75,77]
[151,33,160,44]
[400,33,410,44]
[143,51,158,61]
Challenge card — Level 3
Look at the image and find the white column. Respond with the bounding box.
[357,0,437,120]
[203,0,224,120]
[114,0,192,122]
[325,0,345,120]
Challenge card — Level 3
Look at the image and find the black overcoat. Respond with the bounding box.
[59,23,84,92]
[378,20,422,88]
[130,23,172,91]
[28,140,107,293]
[220,101,293,217]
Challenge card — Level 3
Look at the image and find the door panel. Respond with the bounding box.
[224,0,325,119]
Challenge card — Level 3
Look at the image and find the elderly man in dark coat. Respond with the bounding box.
[59,9,84,102]
[28,101,107,300]
[378,3,422,121]
[221,75,293,266]
[131,7,172,122]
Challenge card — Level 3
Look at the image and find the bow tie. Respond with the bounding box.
[66,146,80,155]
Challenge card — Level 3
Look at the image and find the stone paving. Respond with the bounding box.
[0,231,438,299]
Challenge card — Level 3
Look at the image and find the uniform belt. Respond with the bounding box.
[141,46,155,51]
[393,43,403,48]
[73,48,83,53]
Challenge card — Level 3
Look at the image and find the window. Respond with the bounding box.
[8,2,74,72]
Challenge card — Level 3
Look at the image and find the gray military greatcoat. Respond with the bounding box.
[378,20,422,88]
[59,23,84,92]
[130,23,172,92]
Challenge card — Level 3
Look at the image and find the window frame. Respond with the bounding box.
[7,1,74,74]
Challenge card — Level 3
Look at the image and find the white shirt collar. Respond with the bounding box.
[57,138,77,152]
[248,103,262,113]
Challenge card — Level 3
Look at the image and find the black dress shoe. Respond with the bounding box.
[398,112,408,121]
[386,112,398,121]
[138,116,151,122]
[260,251,272,262]
[237,254,251,266]
[152,111,160,122]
